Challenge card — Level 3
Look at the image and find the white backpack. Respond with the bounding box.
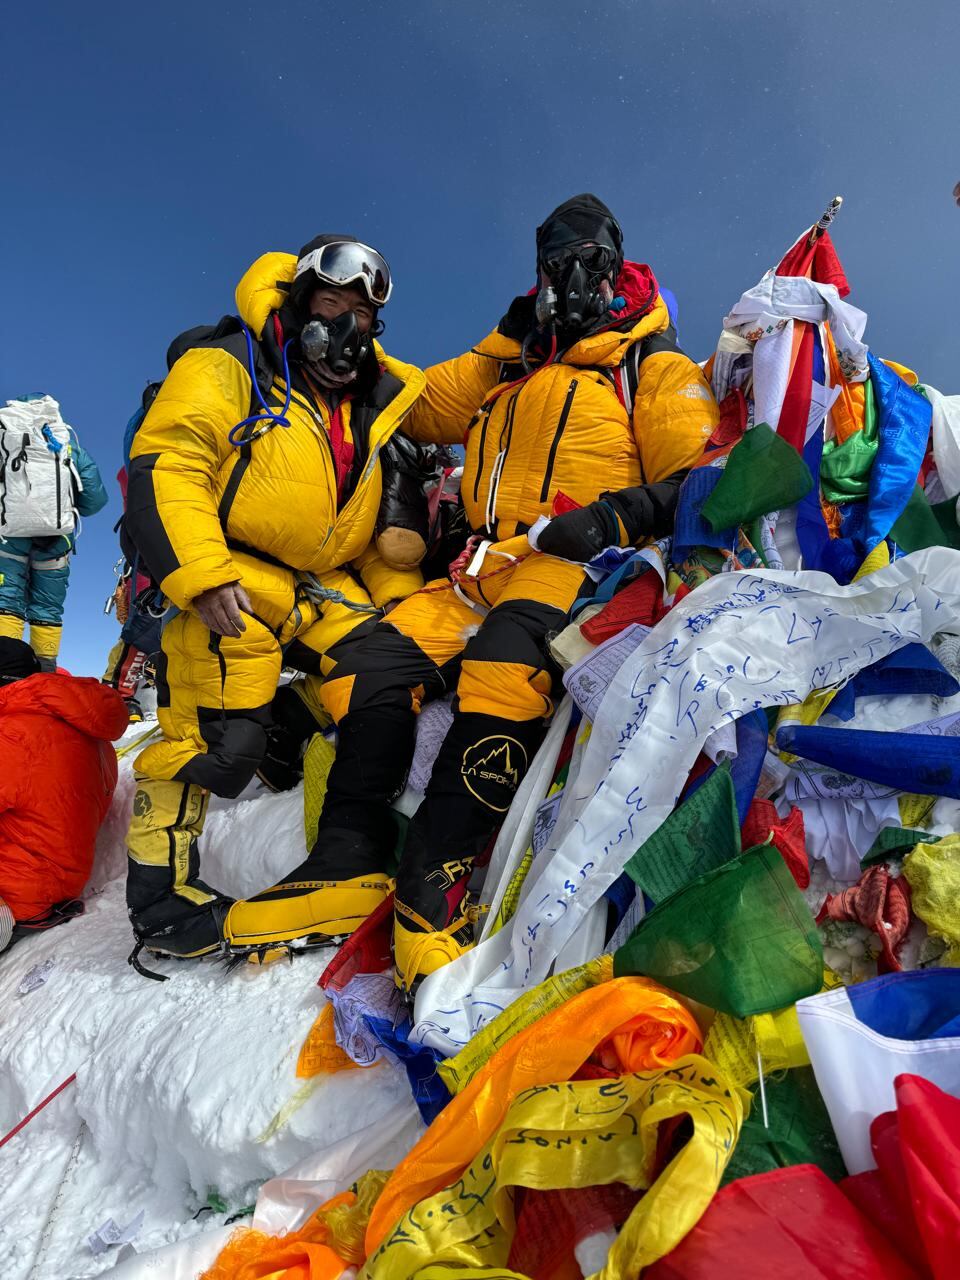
[0,395,82,539]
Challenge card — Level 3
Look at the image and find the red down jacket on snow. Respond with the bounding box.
[0,674,128,921]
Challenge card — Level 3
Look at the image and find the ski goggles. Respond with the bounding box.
[294,241,393,306]
[538,242,618,279]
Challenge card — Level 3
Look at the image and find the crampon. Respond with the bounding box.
[221,930,349,969]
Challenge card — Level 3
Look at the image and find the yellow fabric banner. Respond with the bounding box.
[368,976,703,1254]
[487,850,534,938]
[362,1056,745,1280]
[905,835,960,964]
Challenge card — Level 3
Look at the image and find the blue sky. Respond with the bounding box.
[3,0,958,673]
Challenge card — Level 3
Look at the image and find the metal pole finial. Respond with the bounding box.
[809,195,844,245]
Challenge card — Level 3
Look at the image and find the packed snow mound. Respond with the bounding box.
[0,729,418,1279]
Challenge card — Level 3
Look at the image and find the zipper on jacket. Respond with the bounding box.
[286,382,337,473]
[539,379,578,503]
[485,388,522,532]
[472,405,493,505]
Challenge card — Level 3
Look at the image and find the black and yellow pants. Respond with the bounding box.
[310,550,590,932]
[125,550,382,919]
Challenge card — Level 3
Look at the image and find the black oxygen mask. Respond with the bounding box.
[535,239,619,335]
[558,256,608,330]
[300,308,370,380]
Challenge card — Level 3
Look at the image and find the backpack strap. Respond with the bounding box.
[165,316,275,420]
[619,323,681,416]
[0,432,30,529]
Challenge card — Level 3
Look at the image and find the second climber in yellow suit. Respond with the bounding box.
[123,235,425,969]
[224,194,720,990]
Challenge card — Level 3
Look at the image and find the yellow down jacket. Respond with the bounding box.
[126,252,426,611]
[407,284,719,539]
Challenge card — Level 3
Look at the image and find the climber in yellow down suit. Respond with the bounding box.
[224,195,720,993]
[123,236,426,965]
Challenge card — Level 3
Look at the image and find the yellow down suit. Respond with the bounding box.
[248,279,720,987]
[123,251,425,925]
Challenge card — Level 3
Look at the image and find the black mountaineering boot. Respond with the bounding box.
[256,684,325,793]
[126,844,232,980]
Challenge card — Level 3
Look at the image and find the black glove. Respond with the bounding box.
[535,499,624,562]
[603,469,688,542]
[497,294,537,340]
[536,470,689,562]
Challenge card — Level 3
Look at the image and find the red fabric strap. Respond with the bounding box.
[327,402,355,503]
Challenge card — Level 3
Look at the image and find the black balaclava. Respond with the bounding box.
[534,193,625,333]
[536,193,624,263]
[0,637,42,686]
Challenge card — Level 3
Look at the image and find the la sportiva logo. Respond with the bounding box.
[132,789,153,817]
[461,735,528,811]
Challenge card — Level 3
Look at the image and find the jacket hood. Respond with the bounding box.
[0,674,129,743]
[614,261,660,317]
[235,252,299,340]
[372,342,425,389]
[536,193,623,258]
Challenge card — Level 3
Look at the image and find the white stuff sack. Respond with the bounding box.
[0,395,80,538]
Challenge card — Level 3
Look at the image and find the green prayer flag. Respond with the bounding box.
[721,1067,848,1185]
[624,762,740,902]
[701,423,814,533]
[820,376,879,505]
[889,484,960,552]
[861,825,940,868]
[613,845,823,1017]
[932,494,960,550]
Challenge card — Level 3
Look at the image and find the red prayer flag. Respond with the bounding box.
[318,891,395,992]
[776,229,851,297]
[741,798,810,889]
[775,321,815,452]
[645,1165,923,1279]
[580,570,666,645]
[816,865,912,973]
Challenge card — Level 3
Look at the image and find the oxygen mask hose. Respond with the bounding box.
[228,329,294,447]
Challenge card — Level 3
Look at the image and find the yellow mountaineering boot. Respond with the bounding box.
[223,874,394,955]
[29,622,62,672]
[393,902,475,995]
[0,615,26,641]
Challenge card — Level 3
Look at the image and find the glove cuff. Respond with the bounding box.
[600,492,640,546]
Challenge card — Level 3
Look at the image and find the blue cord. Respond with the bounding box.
[228,327,294,447]
[42,424,64,454]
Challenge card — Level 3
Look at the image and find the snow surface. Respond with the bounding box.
[0,725,415,1279]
